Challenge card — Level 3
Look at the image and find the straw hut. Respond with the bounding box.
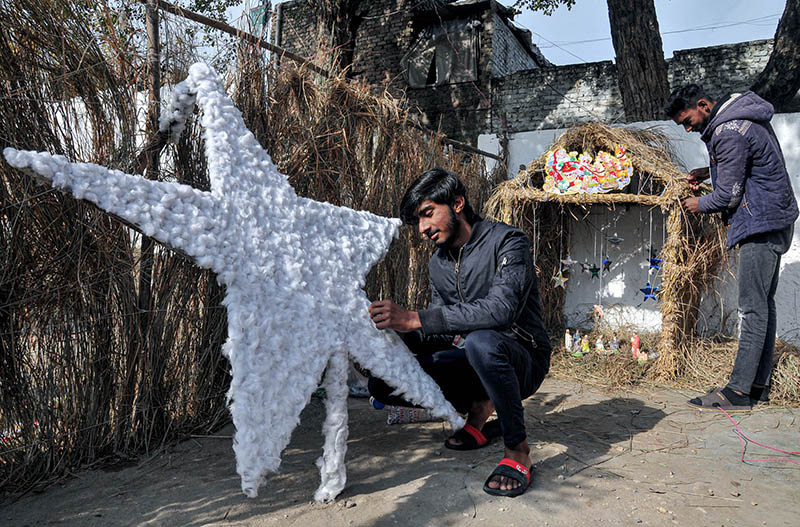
[484,123,727,380]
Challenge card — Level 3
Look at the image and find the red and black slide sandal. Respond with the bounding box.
[482,458,533,497]
[444,420,500,451]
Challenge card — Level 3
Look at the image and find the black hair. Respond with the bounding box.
[663,84,714,118]
[399,168,477,225]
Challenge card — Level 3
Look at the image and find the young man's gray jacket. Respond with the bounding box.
[417,218,551,357]
[698,91,798,248]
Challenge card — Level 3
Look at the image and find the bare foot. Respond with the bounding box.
[446,400,494,448]
[486,439,532,492]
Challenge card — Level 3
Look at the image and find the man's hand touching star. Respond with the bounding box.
[369,300,421,332]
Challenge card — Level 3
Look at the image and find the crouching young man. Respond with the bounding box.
[368,168,551,497]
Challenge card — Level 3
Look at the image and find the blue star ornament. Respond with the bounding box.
[640,282,660,301]
[3,63,463,502]
[602,257,612,272]
[649,257,663,270]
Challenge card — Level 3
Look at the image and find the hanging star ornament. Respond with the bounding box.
[552,270,568,288]
[580,261,592,274]
[602,257,612,272]
[640,282,660,301]
[3,64,463,502]
[561,254,578,267]
[649,257,663,270]
[589,263,601,279]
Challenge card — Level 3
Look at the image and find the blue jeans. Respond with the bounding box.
[727,225,793,394]
[369,329,550,448]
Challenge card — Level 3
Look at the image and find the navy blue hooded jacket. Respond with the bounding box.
[699,91,798,248]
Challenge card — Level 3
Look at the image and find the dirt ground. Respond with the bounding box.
[4,379,799,527]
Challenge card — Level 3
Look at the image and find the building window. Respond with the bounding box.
[401,18,479,88]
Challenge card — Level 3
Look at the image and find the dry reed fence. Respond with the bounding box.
[484,123,800,405]
[0,2,497,498]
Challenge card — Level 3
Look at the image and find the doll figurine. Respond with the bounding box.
[571,331,584,357]
[595,336,605,353]
[610,332,620,354]
[565,329,572,351]
[631,333,640,359]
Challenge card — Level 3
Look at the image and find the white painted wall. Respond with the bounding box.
[479,113,800,343]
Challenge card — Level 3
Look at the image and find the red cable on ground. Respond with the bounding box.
[717,407,800,467]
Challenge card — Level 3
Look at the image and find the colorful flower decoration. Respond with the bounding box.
[542,146,633,195]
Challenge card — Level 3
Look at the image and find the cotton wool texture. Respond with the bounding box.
[3,63,464,502]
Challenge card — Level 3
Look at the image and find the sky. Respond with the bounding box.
[228,0,787,66]
[515,0,787,65]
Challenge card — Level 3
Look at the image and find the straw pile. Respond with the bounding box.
[0,2,496,498]
[548,333,800,407]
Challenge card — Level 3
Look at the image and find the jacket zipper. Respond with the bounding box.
[454,246,465,301]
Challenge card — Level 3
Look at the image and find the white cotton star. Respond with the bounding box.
[3,63,463,502]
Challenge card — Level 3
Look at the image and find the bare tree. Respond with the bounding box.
[605,0,669,121]
[515,0,668,121]
[750,0,800,110]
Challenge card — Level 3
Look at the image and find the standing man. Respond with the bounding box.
[665,84,798,411]
[368,168,551,497]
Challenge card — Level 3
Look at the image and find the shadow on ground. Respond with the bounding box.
[121,388,665,526]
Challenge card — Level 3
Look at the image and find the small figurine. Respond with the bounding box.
[571,335,584,357]
[631,333,640,359]
[565,329,572,351]
[595,336,605,353]
[572,330,582,355]
[581,335,590,354]
[610,332,620,354]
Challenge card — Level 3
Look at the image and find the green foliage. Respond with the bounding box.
[189,0,241,21]
[512,0,577,16]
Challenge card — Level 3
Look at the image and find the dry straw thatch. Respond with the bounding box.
[0,1,496,498]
